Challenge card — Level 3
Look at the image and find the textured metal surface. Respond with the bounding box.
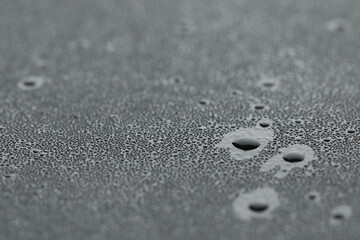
[0,0,360,239]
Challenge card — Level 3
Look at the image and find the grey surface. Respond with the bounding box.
[0,0,360,239]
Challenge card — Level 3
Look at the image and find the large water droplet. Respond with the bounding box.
[259,122,270,128]
[232,138,261,151]
[347,129,355,134]
[216,121,274,160]
[249,203,268,212]
[283,152,305,163]
[254,105,265,110]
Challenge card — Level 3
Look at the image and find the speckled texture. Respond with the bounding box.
[0,0,360,239]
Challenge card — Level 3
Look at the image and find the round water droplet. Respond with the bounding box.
[232,138,261,151]
[259,122,270,128]
[283,151,305,163]
[198,99,210,105]
[326,19,352,33]
[306,191,321,203]
[258,77,280,91]
[233,187,280,221]
[254,105,264,110]
[308,194,316,200]
[333,213,344,219]
[262,82,275,87]
[17,76,45,90]
[249,203,268,212]
[330,205,352,226]
[347,129,355,134]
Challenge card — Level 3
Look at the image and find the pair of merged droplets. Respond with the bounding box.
[232,137,305,163]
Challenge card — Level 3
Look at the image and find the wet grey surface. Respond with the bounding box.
[1,0,360,239]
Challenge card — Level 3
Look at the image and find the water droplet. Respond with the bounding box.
[199,99,210,105]
[171,76,184,84]
[257,76,280,91]
[333,214,344,219]
[259,122,270,128]
[249,203,268,212]
[17,76,45,90]
[283,152,305,163]
[233,187,280,221]
[262,82,274,87]
[216,121,274,160]
[260,145,316,178]
[254,105,265,110]
[330,205,352,226]
[326,19,352,33]
[309,195,316,200]
[347,129,355,134]
[306,191,321,203]
[232,138,261,151]
[256,118,273,129]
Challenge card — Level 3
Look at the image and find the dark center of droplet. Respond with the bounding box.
[283,151,305,163]
[232,138,261,151]
[199,99,209,105]
[308,194,316,200]
[263,82,274,87]
[254,105,264,110]
[259,122,270,128]
[23,81,35,87]
[249,203,268,212]
[333,213,344,220]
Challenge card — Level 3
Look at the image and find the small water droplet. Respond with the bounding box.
[198,99,210,105]
[260,145,315,178]
[306,191,321,203]
[347,129,355,134]
[333,214,344,219]
[262,82,274,87]
[233,187,280,221]
[326,19,352,33]
[18,76,45,90]
[258,76,280,91]
[330,205,352,226]
[308,195,316,200]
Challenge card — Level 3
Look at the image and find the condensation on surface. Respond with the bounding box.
[326,19,352,33]
[330,205,353,226]
[259,145,316,178]
[216,121,274,160]
[257,76,281,91]
[305,191,322,203]
[232,187,280,221]
[17,76,46,90]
